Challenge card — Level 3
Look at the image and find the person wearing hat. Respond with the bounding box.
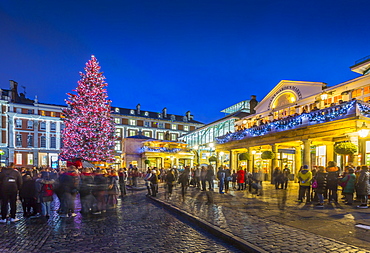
[298,165,313,203]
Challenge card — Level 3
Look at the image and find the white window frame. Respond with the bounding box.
[158,132,164,140]
[144,121,150,127]
[171,133,177,141]
[16,119,22,128]
[184,125,189,131]
[27,120,33,129]
[50,136,56,148]
[27,154,33,165]
[171,124,177,130]
[157,122,164,129]
[129,119,136,126]
[129,130,136,137]
[50,122,56,131]
[16,134,22,147]
[144,131,151,137]
[115,140,121,151]
[16,153,22,165]
[40,136,46,148]
[40,122,46,130]
[27,135,33,147]
[114,118,121,124]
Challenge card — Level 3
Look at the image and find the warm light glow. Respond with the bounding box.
[219,151,224,156]
[251,150,256,155]
[209,143,214,148]
[242,120,247,124]
[358,122,370,138]
[193,145,199,150]
[321,93,328,100]
[290,97,296,102]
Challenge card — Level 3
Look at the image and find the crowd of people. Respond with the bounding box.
[0,164,134,222]
[1,160,369,223]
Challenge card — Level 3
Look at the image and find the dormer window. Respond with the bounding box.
[130,110,135,115]
[158,113,162,118]
[171,115,175,121]
[144,111,149,116]
[183,116,188,122]
[115,108,120,113]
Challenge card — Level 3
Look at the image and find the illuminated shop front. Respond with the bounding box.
[215,56,370,179]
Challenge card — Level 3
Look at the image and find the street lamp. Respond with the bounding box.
[358,122,370,138]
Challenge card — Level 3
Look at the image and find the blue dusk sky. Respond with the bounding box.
[0,0,368,123]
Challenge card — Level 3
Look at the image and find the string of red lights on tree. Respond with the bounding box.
[60,55,116,162]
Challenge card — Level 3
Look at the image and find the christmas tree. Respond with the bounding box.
[60,55,116,162]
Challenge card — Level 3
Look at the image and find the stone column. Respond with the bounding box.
[295,145,302,182]
[272,144,279,169]
[302,139,311,169]
[326,142,335,166]
[229,150,234,171]
[247,147,253,172]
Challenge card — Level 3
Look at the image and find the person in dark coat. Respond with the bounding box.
[205,165,214,191]
[178,167,190,197]
[150,168,159,197]
[0,165,23,222]
[282,165,291,189]
[272,167,283,189]
[355,165,370,208]
[313,166,327,207]
[326,161,340,203]
[19,170,36,217]
[58,166,79,217]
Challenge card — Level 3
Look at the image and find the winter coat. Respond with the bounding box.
[273,169,283,183]
[341,173,356,194]
[237,169,245,184]
[35,178,55,203]
[314,172,327,194]
[19,174,36,199]
[356,170,370,196]
[108,175,119,195]
[282,168,290,181]
[205,168,214,181]
[165,172,176,185]
[0,168,23,193]
[79,172,94,197]
[298,169,312,186]
[326,166,340,190]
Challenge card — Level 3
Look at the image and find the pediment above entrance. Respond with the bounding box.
[254,80,326,114]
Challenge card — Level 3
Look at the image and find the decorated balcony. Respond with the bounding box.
[216,100,369,144]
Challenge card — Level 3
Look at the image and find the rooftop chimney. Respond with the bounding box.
[162,107,167,118]
[186,111,193,120]
[136,104,141,114]
[249,95,258,114]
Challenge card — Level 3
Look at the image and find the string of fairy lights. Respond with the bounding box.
[60,55,116,162]
[216,100,367,144]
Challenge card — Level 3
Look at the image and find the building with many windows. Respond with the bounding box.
[0,81,204,168]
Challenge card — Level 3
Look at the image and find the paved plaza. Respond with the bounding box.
[151,181,370,252]
[0,191,241,253]
[2,180,370,252]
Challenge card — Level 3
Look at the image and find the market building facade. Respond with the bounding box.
[215,56,370,181]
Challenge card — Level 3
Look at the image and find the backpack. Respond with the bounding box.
[2,172,17,190]
[42,183,53,197]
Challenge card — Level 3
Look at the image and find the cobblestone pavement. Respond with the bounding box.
[0,191,242,253]
[152,181,370,253]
